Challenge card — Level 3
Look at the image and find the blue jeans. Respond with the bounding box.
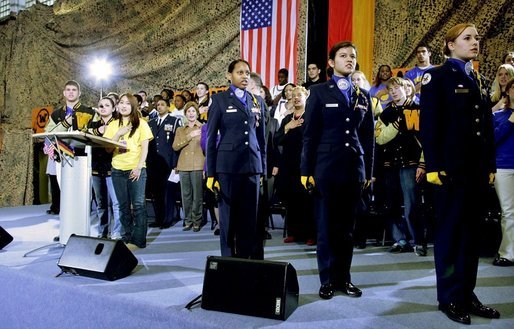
[111,168,148,248]
[92,175,121,238]
[384,166,421,245]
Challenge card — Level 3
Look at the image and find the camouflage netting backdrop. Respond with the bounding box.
[0,0,512,207]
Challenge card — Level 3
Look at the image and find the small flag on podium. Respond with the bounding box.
[55,138,75,158]
[43,137,56,158]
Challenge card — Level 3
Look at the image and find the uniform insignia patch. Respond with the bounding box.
[234,88,245,98]
[421,73,432,85]
[337,79,350,91]
[465,61,473,76]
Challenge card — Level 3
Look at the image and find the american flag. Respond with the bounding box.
[43,137,56,158]
[240,0,299,89]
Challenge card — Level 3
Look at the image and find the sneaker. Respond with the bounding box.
[388,243,403,253]
[192,225,201,232]
[110,234,122,240]
[414,245,427,257]
[183,224,193,231]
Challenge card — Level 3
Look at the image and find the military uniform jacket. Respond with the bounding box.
[206,89,267,177]
[420,60,496,178]
[300,79,375,182]
[148,115,181,170]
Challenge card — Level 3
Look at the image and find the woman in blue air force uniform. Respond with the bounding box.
[419,23,499,325]
[301,41,374,300]
[206,59,267,259]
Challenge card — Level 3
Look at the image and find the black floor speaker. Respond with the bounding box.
[0,226,14,249]
[201,256,299,320]
[57,234,138,281]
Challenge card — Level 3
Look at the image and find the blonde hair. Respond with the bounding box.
[351,71,371,90]
[490,64,514,102]
[291,85,309,97]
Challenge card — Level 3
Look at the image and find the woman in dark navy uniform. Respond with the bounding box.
[301,41,374,300]
[420,23,500,325]
[206,59,267,259]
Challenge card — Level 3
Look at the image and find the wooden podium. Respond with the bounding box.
[33,132,125,245]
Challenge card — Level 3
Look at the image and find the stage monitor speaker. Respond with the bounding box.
[57,234,138,281]
[0,226,14,249]
[201,256,299,320]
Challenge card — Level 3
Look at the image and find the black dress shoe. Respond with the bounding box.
[438,303,471,325]
[470,300,500,319]
[493,257,514,267]
[149,222,161,228]
[337,282,362,298]
[319,284,334,300]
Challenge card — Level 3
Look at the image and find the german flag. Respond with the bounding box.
[55,138,75,158]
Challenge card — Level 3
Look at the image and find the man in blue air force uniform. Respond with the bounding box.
[301,41,375,299]
[206,59,267,259]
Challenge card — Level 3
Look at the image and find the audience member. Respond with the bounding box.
[196,82,211,122]
[89,97,121,239]
[275,86,316,245]
[375,77,426,256]
[303,63,323,89]
[147,98,181,229]
[492,77,514,267]
[490,64,514,112]
[271,68,289,105]
[370,64,393,107]
[173,102,205,232]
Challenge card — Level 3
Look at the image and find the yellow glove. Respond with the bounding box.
[489,173,495,185]
[206,177,220,192]
[301,176,315,190]
[363,179,372,189]
[426,171,446,185]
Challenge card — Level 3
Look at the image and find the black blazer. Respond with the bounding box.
[420,60,495,180]
[147,115,182,170]
[300,79,374,182]
[206,89,267,177]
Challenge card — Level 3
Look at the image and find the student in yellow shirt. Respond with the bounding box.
[104,93,154,249]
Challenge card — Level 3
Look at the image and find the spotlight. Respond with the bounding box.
[89,58,113,98]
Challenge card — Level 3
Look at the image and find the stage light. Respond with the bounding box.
[89,58,113,98]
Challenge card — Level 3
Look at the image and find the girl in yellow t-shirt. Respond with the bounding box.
[104,93,153,249]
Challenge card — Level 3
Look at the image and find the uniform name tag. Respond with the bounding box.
[455,89,469,94]
[164,124,173,131]
[226,109,237,113]
[325,103,339,108]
